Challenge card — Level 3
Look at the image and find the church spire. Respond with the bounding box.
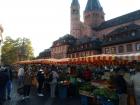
[85,0,103,12]
[84,0,104,27]
[71,0,80,8]
[70,0,81,38]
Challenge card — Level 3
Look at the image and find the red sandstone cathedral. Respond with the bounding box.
[38,0,140,59]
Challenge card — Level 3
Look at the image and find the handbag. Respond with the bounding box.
[17,86,24,95]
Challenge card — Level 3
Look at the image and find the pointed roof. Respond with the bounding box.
[85,0,103,12]
[71,0,80,8]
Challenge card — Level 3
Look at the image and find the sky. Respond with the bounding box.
[0,0,140,56]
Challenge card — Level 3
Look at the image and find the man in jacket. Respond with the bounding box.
[114,69,127,105]
[4,65,13,100]
[36,67,45,96]
[0,66,9,105]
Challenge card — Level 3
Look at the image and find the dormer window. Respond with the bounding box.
[131,32,135,36]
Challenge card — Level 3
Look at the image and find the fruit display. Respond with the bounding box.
[91,87,118,101]
[79,83,93,92]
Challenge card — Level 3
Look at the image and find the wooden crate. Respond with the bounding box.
[79,90,90,96]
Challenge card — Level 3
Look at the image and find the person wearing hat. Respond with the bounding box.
[36,67,45,96]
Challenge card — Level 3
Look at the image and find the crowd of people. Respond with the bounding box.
[17,65,59,99]
[0,63,140,105]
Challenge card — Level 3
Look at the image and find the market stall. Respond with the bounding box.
[15,53,139,105]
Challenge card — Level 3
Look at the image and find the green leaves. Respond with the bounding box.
[1,36,34,64]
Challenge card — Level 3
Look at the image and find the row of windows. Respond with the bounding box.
[52,46,67,52]
[68,51,96,58]
[104,43,140,54]
[69,44,93,52]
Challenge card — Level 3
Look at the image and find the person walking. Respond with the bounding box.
[22,66,32,100]
[36,67,45,96]
[49,66,59,98]
[18,65,24,86]
[114,69,127,105]
[131,67,140,105]
[5,65,13,100]
[0,66,9,105]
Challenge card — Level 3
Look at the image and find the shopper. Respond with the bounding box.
[114,70,127,105]
[22,66,32,100]
[0,66,9,105]
[131,67,140,105]
[36,67,45,96]
[5,65,13,100]
[18,65,24,86]
[50,66,59,98]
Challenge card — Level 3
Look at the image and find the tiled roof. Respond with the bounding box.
[71,0,80,7]
[109,24,140,35]
[102,26,140,46]
[52,34,77,47]
[85,0,103,12]
[95,10,140,30]
[76,36,91,45]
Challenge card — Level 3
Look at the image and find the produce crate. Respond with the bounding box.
[79,90,90,96]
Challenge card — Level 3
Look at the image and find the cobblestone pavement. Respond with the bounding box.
[4,81,81,105]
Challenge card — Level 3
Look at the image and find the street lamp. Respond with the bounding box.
[0,24,4,65]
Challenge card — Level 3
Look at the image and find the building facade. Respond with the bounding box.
[51,35,76,59]
[42,0,140,59]
[102,24,140,54]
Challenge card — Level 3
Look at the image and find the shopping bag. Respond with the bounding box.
[17,86,24,95]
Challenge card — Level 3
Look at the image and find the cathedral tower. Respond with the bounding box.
[84,0,105,27]
[70,0,81,38]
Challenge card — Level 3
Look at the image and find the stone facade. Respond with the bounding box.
[70,0,104,38]
[48,0,140,59]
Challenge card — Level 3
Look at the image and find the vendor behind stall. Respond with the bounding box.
[82,66,92,81]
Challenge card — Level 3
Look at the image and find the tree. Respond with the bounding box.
[1,36,34,64]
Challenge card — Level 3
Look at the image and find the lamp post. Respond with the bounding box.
[0,25,3,65]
